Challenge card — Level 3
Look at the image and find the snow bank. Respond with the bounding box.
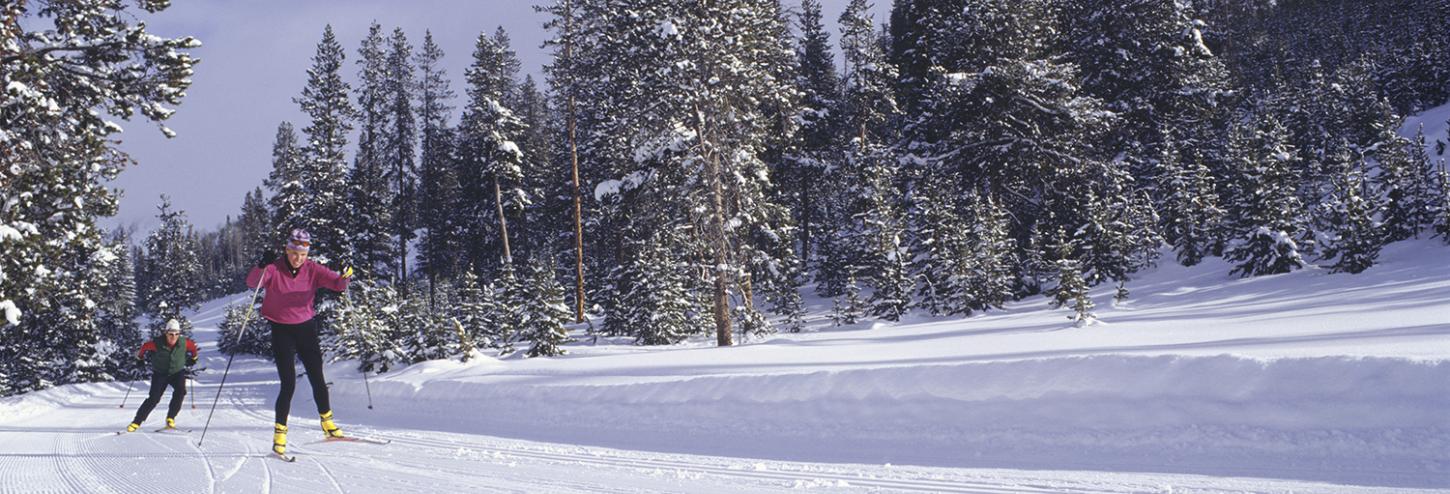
[333,354,1449,488]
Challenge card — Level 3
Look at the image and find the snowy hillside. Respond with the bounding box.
[323,239,1450,490]
[5,239,1445,492]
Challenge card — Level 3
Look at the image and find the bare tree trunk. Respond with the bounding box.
[494,176,512,264]
[695,103,733,347]
[565,0,587,323]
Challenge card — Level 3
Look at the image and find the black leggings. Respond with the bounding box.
[270,319,330,426]
[132,371,186,425]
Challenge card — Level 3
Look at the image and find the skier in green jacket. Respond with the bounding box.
[124,319,198,432]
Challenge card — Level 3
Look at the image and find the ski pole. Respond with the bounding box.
[119,380,134,408]
[341,289,375,410]
[199,269,267,447]
[189,378,196,410]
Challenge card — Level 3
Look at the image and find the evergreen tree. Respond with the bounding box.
[348,23,396,279]
[295,25,357,265]
[95,234,144,380]
[459,28,527,269]
[416,31,461,292]
[265,121,307,243]
[1061,0,1231,164]
[218,301,270,358]
[782,0,841,267]
[332,280,408,372]
[1434,160,1450,242]
[522,260,572,357]
[1155,138,1225,266]
[139,197,203,337]
[238,188,272,265]
[831,273,866,326]
[967,193,1017,311]
[1,0,198,395]
[453,268,503,350]
[1375,123,1438,242]
[1322,164,1382,274]
[1225,112,1307,277]
[399,289,451,362]
[383,27,419,286]
[1046,232,1095,327]
[493,263,527,354]
[840,0,909,321]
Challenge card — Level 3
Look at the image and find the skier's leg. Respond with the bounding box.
[295,319,331,415]
[130,372,167,425]
[164,372,186,420]
[271,323,299,426]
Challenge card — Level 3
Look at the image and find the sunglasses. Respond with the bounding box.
[165,331,180,335]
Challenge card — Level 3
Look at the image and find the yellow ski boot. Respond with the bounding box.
[125,422,140,433]
[164,417,177,430]
[320,410,344,439]
[272,423,288,456]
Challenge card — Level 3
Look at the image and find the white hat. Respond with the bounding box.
[165,319,181,332]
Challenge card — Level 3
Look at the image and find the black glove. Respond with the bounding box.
[186,355,198,367]
[256,250,277,269]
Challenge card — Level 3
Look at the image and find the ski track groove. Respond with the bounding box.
[310,455,346,494]
[76,430,147,494]
[356,430,1076,494]
[51,429,100,494]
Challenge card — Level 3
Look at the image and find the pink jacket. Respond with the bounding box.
[246,259,350,325]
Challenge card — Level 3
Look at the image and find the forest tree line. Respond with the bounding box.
[4,0,1449,396]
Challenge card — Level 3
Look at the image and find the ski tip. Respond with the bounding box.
[272,453,298,462]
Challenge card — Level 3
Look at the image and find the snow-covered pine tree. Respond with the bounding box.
[512,75,553,261]
[331,280,408,373]
[1,0,198,395]
[238,188,272,264]
[1046,231,1095,327]
[840,0,909,322]
[459,28,527,269]
[1375,121,1439,243]
[265,122,308,243]
[909,175,973,316]
[453,268,503,351]
[415,31,461,296]
[399,288,451,362]
[1154,136,1225,267]
[1061,0,1231,172]
[581,0,800,346]
[383,27,419,287]
[522,259,571,357]
[1434,159,1450,242]
[295,25,357,266]
[140,197,203,337]
[218,301,270,358]
[96,234,144,379]
[493,262,527,354]
[831,273,867,326]
[348,23,396,280]
[1225,111,1308,277]
[782,0,841,268]
[538,0,599,324]
[967,193,1017,312]
[1321,160,1382,274]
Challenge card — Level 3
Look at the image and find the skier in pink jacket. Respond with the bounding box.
[246,228,352,456]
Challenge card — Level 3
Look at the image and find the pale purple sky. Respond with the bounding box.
[106,0,889,233]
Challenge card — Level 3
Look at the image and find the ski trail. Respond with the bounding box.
[365,430,1054,494]
[309,456,345,494]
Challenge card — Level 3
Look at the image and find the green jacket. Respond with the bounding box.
[143,336,196,376]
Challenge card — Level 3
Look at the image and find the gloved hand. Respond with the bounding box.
[186,355,198,367]
[340,266,353,279]
[256,250,277,269]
